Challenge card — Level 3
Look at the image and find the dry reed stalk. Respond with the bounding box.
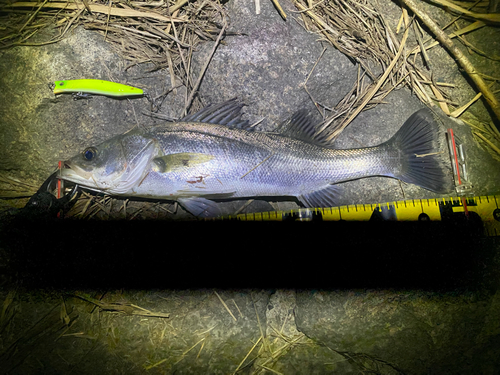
[232,299,243,318]
[408,20,486,56]
[295,0,498,151]
[214,291,237,321]
[299,0,415,140]
[4,2,188,23]
[0,290,17,333]
[426,0,500,24]
[0,174,39,198]
[325,24,410,141]
[400,0,500,122]
[271,0,287,20]
[74,294,170,317]
[233,336,263,374]
[1,0,227,115]
[251,293,271,355]
[475,131,500,155]
[174,336,207,364]
[251,333,306,375]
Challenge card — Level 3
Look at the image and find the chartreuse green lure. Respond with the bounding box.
[53,79,144,98]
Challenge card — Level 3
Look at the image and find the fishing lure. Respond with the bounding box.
[52,79,144,99]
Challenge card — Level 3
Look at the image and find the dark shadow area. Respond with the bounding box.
[1,217,497,291]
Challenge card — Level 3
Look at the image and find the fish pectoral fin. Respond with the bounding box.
[152,153,214,173]
[297,184,342,208]
[178,197,221,218]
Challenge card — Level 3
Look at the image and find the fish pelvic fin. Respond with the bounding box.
[385,108,454,193]
[178,197,221,218]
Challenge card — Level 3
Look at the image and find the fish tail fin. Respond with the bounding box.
[385,108,454,193]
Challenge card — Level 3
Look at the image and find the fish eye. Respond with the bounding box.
[83,147,97,161]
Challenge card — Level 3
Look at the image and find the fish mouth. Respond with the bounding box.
[59,161,96,187]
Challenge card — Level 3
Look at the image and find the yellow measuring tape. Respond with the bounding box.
[225,195,500,236]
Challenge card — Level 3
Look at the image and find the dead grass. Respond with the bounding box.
[294,0,499,158]
[0,0,499,213]
[0,173,39,199]
[0,0,227,114]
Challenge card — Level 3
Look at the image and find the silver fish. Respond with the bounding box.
[60,99,454,217]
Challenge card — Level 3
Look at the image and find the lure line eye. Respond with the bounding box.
[83,147,97,161]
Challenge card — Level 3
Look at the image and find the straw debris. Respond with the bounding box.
[400,0,500,121]
[0,173,39,199]
[74,293,170,318]
[1,0,499,216]
[293,0,499,159]
[295,0,435,139]
[0,0,229,113]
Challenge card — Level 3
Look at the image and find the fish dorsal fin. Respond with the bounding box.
[275,110,331,147]
[180,98,251,130]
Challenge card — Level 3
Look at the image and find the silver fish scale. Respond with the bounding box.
[60,106,454,216]
[129,122,393,200]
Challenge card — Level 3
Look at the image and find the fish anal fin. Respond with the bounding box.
[297,184,341,208]
[153,153,214,173]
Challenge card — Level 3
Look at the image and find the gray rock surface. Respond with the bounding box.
[190,0,500,209]
[0,0,499,216]
[0,26,170,183]
[294,288,500,374]
[0,1,499,374]
[191,0,357,130]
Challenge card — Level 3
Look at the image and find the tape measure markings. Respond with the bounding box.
[228,195,500,236]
